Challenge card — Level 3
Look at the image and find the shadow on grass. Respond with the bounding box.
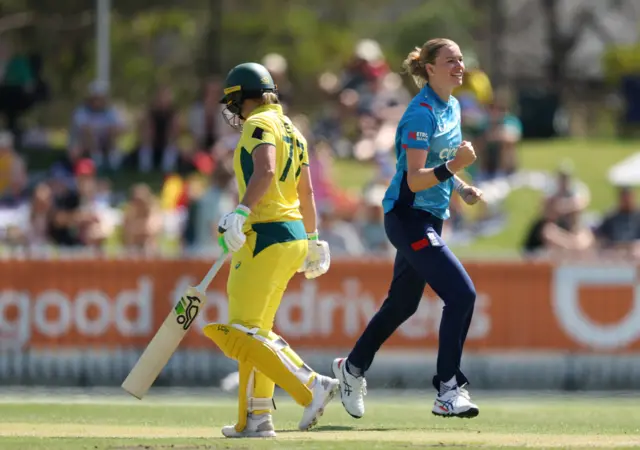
[278,425,400,433]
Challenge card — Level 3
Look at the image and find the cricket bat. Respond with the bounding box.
[121,252,228,399]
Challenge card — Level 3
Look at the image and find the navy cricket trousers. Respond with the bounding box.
[348,206,476,384]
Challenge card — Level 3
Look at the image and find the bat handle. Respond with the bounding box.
[196,251,229,292]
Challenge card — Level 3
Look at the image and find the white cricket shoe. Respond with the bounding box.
[298,375,339,431]
[459,384,472,400]
[432,386,479,418]
[332,357,366,419]
[221,412,276,438]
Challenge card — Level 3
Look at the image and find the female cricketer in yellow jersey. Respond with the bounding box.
[202,62,339,438]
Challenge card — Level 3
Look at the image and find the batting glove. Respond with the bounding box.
[218,205,250,253]
[298,231,331,279]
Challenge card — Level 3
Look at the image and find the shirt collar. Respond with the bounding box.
[247,103,283,118]
[422,84,450,110]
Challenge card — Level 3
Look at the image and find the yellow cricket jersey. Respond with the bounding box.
[233,104,309,227]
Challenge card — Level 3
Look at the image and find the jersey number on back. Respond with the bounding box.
[279,120,305,182]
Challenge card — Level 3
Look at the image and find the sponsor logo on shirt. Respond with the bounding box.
[408,131,429,141]
[439,146,458,160]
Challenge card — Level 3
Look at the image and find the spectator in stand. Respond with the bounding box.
[341,39,390,96]
[352,72,410,163]
[0,131,29,207]
[176,140,204,177]
[125,86,180,173]
[544,161,591,230]
[0,134,29,208]
[319,205,365,257]
[4,182,54,250]
[314,72,351,158]
[361,72,411,120]
[0,157,28,208]
[307,138,359,217]
[454,50,493,106]
[352,112,383,161]
[0,132,15,194]
[358,184,392,256]
[474,89,522,181]
[69,81,125,171]
[49,145,89,185]
[47,158,109,250]
[181,157,235,256]
[595,186,640,258]
[121,183,163,254]
[189,77,228,150]
[523,196,594,257]
[188,76,241,174]
[0,37,35,148]
[454,50,493,139]
[307,139,334,213]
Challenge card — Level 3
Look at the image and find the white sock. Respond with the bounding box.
[346,360,363,377]
[439,375,457,396]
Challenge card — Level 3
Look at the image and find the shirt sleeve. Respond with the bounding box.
[400,112,436,151]
[241,117,277,154]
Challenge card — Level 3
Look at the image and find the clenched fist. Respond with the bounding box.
[459,185,484,205]
[448,141,477,172]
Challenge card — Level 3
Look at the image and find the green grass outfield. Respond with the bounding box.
[1,390,639,449]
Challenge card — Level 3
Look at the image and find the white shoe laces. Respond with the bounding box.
[344,364,367,397]
[360,378,368,396]
[458,385,470,400]
[439,385,470,401]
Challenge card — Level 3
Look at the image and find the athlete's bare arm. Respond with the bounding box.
[240,143,276,209]
[297,165,318,233]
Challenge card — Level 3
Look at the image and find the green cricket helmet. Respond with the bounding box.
[220,62,278,129]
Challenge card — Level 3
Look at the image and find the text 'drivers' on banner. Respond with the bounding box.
[0,260,639,352]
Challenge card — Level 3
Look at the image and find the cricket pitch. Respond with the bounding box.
[0,389,638,449]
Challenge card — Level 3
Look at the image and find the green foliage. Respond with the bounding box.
[220,2,358,107]
[378,0,479,70]
[1,1,486,118]
[602,43,640,85]
[109,9,202,105]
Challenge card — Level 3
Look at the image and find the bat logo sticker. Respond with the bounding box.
[174,295,201,330]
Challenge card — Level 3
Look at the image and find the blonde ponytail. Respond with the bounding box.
[402,38,457,89]
[402,47,427,89]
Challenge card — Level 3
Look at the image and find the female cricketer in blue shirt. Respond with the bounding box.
[332,38,484,419]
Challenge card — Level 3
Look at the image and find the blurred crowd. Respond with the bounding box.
[1,37,639,260]
[0,40,405,257]
[522,164,640,260]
